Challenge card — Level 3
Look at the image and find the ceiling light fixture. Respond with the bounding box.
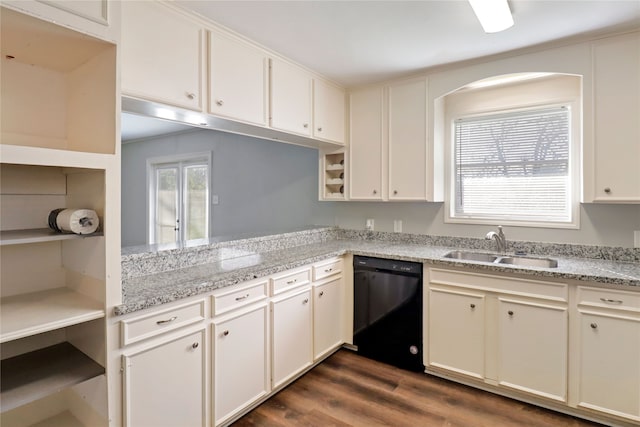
[468,0,514,33]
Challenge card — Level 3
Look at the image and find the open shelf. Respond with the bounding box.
[0,342,105,413]
[0,229,102,246]
[322,152,346,200]
[0,288,104,344]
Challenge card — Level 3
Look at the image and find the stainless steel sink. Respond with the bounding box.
[443,251,558,268]
[496,256,558,268]
[443,251,499,263]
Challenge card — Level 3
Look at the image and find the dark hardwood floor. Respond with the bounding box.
[232,349,604,427]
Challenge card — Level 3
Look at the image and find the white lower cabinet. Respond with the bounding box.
[427,268,568,404]
[271,286,313,389]
[313,277,344,360]
[575,287,640,422]
[213,302,270,426]
[497,298,567,401]
[428,287,485,379]
[122,327,207,427]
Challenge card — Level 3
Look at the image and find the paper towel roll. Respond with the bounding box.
[48,208,100,235]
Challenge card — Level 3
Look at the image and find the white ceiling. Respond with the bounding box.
[176,0,640,87]
[122,0,640,142]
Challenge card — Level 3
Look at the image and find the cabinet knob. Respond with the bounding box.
[393,190,398,195]
[470,303,476,309]
[319,291,324,297]
[186,92,196,100]
[317,127,323,132]
[590,323,598,329]
[372,190,377,195]
[604,187,611,194]
[216,99,224,106]
[222,330,229,337]
[508,310,514,316]
[192,342,199,349]
[303,298,309,304]
[303,123,309,128]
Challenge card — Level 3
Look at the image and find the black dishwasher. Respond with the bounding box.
[353,255,423,372]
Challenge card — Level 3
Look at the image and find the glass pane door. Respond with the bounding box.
[183,164,208,240]
[155,166,179,244]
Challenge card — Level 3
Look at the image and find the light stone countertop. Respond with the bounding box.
[116,230,640,316]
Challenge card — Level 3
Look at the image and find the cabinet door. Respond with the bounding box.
[123,328,207,427]
[213,303,269,426]
[270,59,312,136]
[578,311,640,421]
[428,288,485,379]
[121,1,203,111]
[591,33,640,202]
[313,278,343,360]
[349,87,384,200]
[388,78,428,200]
[209,32,267,126]
[313,79,345,144]
[497,299,567,402]
[271,287,313,388]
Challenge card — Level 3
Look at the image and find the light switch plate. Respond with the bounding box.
[394,220,402,233]
[365,219,374,231]
[634,230,640,248]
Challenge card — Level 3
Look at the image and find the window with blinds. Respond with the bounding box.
[453,106,572,223]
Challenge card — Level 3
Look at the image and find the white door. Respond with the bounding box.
[209,32,267,126]
[428,288,485,379]
[313,278,343,360]
[213,303,270,426]
[349,87,384,200]
[123,329,207,427]
[270,58,312,136]
[497,298,567,402]
[388,77,428,200]
[578,311,640,420]
[271,287,313,388]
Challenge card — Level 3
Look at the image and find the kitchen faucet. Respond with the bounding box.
[486,226,507,253]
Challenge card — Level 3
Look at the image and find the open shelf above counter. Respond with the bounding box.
[0,229,103,246]
[0,342,105,413]
[0,288,105,344]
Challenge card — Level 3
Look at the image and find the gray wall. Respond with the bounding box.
[122,129,640,248]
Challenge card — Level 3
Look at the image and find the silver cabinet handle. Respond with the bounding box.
[286,279,297,285]
[324,268,333,273]
[186,92,196,100]
[222,330,229,337]
[192,342,199,349]
[590,323,598,329]
[156,316,177,325]
[235,294,250,301]
[600,298,623,304]
[216,99,224,106]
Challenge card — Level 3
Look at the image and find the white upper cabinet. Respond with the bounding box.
[270,58,313,137]
[121,1,204,111]
[349,86,385,200]
[209,31,268,126]
[388,77,428,200]
[313,79,346,144]
[589,32,640,203]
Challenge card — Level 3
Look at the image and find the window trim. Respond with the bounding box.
[444,100,581,229]
[146,151,212,244]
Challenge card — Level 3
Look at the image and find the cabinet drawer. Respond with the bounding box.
[121,299,206,346]
[271,268,311,295]
[577,287,640,312]
[313,258,343,281]
[212,279,269,316]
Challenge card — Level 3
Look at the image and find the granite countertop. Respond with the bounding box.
[116,229,640,316]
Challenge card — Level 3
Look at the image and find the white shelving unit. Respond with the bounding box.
[0,4,118,427]
[321,151,346,200]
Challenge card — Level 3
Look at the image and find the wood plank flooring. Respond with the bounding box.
[232,349,604,427]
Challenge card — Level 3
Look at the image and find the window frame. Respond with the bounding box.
[445,98,581,229]
[147,151,212,244]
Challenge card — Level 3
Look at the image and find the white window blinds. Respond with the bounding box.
[453,106,571,222]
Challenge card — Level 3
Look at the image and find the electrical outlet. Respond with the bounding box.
[211,195,219,205]
[394,220,403,233]
[634,230,640,248]
[365,219,374,231]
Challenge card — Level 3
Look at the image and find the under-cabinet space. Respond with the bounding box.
[320,151,346,200]
[0,7,116,154]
